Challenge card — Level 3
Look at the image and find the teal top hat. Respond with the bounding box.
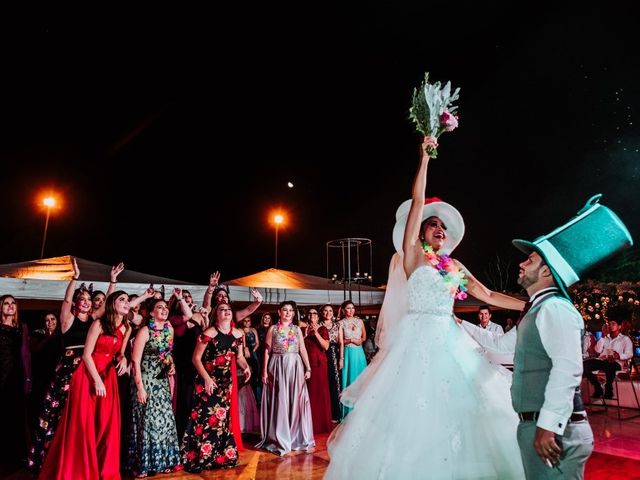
[512,194,633,299]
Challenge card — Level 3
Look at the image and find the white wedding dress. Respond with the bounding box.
[325,265,525,479]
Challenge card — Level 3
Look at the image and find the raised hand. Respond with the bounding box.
[111,262,125,282]
[72,257,80,280]
[173,287,183,299]
[209,272,221,289]
[251,288,263,302]
[421,136,439,159]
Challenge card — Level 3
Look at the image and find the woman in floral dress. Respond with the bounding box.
[321,304,343,423]
[28,259,124,472]
[181,302,251,473]
[128,294,182,477]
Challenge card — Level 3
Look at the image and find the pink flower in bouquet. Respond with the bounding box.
[440,111,458,132]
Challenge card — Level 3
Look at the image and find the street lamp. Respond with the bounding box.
[40,196,56,259]
[274,213,284,268]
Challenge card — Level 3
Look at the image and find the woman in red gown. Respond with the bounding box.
[40,290,132,480]
[303,309,333,433]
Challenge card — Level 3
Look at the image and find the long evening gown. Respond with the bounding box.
[0,323,28,472]
[181,331,239,473]
[128,329,180,476]
[304,325,333,433]
[256,324,315,455]
[325,265,524,479]
[40,325,125,480]
[340,317,367,419]
[29,316,91,472]
[325,321,342,422]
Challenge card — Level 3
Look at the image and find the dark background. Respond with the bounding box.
[1,2,638,288]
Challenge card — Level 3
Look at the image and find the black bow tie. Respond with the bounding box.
[516,301,533,326]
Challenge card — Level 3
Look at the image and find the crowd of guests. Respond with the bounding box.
[0,261,377,478]
[582,304,636,399]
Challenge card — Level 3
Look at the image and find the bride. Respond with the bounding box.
[325,136,526,479]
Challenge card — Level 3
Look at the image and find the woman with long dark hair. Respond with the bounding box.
[128,294,181,477]
[181,302,251,473]
[28,259,125,472]
[0,294,31,474]
[40,290,133,480]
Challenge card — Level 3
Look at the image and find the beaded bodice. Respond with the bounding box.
[407,265,455,317]
[341,317,363,341]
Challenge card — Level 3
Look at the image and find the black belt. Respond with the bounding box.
[518,412,587,423]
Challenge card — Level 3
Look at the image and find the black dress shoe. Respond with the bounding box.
[593,390,604,398]
[604,391,614,399]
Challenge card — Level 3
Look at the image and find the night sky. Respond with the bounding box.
[1,3,639,289]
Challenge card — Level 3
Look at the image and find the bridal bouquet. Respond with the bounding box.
[409,72,460,158]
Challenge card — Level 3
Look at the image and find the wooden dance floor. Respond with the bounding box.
[143,433,331,480]
[4,411,640,479]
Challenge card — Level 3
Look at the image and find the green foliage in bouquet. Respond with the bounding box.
[409,72,461,158]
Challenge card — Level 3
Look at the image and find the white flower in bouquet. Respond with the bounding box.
[409,72,460,158]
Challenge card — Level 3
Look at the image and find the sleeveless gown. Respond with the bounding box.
[325,265,524,479]
[28,316,91,472]
[40,326,125,480]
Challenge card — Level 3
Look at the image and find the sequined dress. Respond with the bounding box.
[325,265,524,479]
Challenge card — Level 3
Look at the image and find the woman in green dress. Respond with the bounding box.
[128,293,182,477]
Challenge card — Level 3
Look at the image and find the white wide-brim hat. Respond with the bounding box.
[392,198,465,255]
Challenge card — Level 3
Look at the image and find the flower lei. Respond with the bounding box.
[148,317,174,365]
[422,241,468,300]
[275,321,298,352]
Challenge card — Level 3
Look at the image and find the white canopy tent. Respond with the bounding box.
[0,256,386,310]
[227,268,386,310]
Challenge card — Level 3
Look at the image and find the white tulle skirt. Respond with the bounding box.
[325,311,525,479]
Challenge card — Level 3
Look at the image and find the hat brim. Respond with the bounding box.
[512,239,571,300]
[393,201,464,255]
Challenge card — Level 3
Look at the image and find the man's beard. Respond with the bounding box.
[517,268,539,290]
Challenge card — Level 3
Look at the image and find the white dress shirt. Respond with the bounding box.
[461,287,584,434]
[481,321,505,335]
[595,333,633,368]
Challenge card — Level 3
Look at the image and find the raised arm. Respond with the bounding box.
[235,288,263,322]
[455,259,525,311]
[60,258,81,331]
[128,287,154,326]
[202,272,220,311]
[403,137,438,276]
[106,262,124,298]
[173,288,193,321]
[93,262,125,320]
